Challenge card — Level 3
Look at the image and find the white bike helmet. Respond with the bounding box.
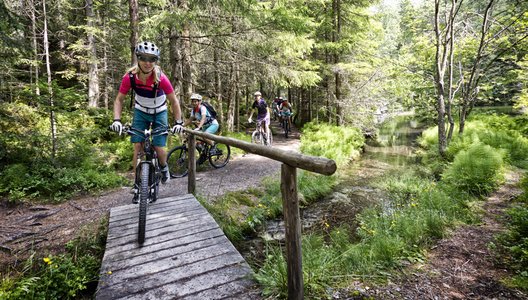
[135,41,160,58]
[254,91,262,96]
[190,93,203,101]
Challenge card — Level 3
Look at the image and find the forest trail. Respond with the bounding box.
[0,119,301,272]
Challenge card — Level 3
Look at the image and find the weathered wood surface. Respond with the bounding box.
[96,194,257,300]
[181,128,337,175]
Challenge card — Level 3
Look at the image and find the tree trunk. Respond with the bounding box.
[235,57,240,132]
[29,0,40,96]
[179,0,192,101]
[86,0,100,107]
[214,48,223,125]
[459,0,494,135]
[226,64,236,131]
[129,0,139,65]
[333,0,343,126]
[43,0,56,160]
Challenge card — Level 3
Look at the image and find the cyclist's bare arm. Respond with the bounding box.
[113,92,127,120]
[166,92,182,123]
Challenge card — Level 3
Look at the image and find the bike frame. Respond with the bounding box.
[125,124,168,244]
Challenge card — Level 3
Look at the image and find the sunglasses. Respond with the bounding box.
[138,55,158,63]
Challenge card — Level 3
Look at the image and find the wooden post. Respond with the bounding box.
[188,134,196,194]
[281,163,303,300]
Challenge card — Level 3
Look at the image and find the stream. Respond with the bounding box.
[243,116,424,260]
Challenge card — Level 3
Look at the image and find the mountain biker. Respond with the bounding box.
[248,91,271,144]
[110,41,183,195]
[272,97,280,120]
[279,99,293,128]
[182,93,219,155]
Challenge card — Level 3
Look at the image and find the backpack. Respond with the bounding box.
[128,71,160,109]
[201,101,218,120]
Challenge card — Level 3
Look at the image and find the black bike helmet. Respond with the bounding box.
[135,41,160,58]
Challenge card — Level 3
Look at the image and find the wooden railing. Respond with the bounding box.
[180,128,337,300]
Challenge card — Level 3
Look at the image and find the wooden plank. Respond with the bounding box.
[97,250,246,298]
[101,241,240,285]
[183,128,337,175]
[104,226,224,261]
[106,206,207,239]
[125,264,256,300]
[109,194,193,215]
[109,195,195,220]
[96,194,256,300]
[104,218,220,254]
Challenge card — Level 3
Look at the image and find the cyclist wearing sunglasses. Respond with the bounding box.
[110,41,183,189]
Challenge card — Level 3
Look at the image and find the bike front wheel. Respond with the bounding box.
[138,163,149,245]
[251,130,263,145]
[209,143,231,168]
[267,131,273,147]
[167,146,189,178]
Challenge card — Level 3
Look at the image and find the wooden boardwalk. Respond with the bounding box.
[96,194,257,300]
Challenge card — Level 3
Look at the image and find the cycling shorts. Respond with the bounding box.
[131,109,168,146]
[280,111,292,117]
[257,114,270,127]
[203,123,219,134]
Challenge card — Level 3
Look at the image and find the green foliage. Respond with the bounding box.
[301,122,364,166]
[298,171,337,203]
[442,143,504,196]
[0,102,129,202]
[419,115,528,177]
[256,169,468,298]
[0,218,107,299]
[494,194,528,290]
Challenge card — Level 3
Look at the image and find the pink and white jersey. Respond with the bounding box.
[119,71,174,114]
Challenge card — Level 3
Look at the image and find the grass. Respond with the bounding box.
[0,217,108,299]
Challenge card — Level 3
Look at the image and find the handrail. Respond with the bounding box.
[179,127,337,300]
[179,128,337,175]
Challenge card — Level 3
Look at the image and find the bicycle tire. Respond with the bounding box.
[138,163,149,245]
[167,146,189,178]
[209,143,231,168]
[251,130,262,145]
[268,131,273,146]
[284,119,289,138]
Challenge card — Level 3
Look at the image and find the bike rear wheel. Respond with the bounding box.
[138,163,149,245]
[209,143,231,168]
[284,119,289,138]
[167,146,189,178]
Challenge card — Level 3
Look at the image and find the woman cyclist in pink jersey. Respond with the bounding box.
[110,41,183,201]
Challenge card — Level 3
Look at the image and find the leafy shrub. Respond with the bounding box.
[301,122,364,166]
[442,142,504,196]
[0,218,107,299]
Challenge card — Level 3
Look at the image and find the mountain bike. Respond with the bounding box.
[281,112,292,138]
[250,120,273,146]
[167,132,231,178]
[121,124,167,245]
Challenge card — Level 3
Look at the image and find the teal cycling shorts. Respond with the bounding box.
[280,110,292,117]
[131,109,168,146]
[203,123,219,134]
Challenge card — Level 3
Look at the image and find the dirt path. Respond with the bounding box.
[0,121,300,272]
[339,169,527,299]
